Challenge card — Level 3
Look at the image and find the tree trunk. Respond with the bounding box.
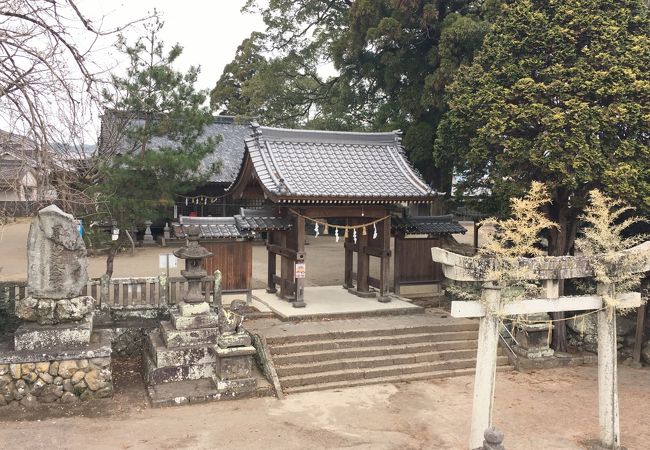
[105,244,118,278]
[547,188,579,352]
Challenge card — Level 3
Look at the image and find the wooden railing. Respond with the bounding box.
[0,273,230,310]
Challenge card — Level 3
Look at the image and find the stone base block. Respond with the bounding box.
[14,316,93,351]
[143,352,216,385]
[215,377,256,394]
[0,331,112,407]
[147,331,216,367]
[170,311,219,330]
[214,346,256,381]
[160,321,218,348]
[147,376,258,407]
[218,333,252,349]
[347,288,377,298]
[513,345,555,360]
[15,296,94,325]
[177,301,210,316]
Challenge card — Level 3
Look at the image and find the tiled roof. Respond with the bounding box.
[103,114,252,184]
[174,217,250,239]
[236,124,436,203]
[235,215,293,231]
[392,215,467,235]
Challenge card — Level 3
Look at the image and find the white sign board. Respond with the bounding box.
[159,254,178,269]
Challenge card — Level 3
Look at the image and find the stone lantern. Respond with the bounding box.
[170,226,218,328]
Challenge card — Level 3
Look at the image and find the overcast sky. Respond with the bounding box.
[79,0,266,94]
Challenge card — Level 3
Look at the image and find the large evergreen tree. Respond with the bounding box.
[96,20,220,276]
[211,0,501,189]
[435,0,650,350]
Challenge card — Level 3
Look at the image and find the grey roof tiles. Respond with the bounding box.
[238,124,436,202]
[392,215,467,235]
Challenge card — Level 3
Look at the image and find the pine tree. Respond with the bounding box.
[95,19,220,276]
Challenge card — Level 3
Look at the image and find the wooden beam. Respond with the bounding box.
[299,206,391,219]
[451,293,642,318]
[267,244,304,260]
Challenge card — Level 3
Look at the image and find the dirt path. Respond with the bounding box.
[0,365,648,449]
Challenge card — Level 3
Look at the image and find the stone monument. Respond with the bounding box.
[144,226,257,406]
[0,205,112,407]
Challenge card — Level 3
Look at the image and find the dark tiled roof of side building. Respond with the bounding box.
[392,215,467,235]
[236,124,437,203]
[101,114,253,184]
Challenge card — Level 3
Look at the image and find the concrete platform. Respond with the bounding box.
[252,286,423,320]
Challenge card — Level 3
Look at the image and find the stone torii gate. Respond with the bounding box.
[432,242,649,450]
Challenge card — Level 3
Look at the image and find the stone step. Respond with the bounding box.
[147,331,217,368]
[283,365,513,395]
[279,356,511,388]
[143,351,216,385]
[265,322,479,346]
[275,348,481,377]
[273,339,479,366]
[269,330,480,355]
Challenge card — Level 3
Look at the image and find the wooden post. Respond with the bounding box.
[344,231,354,289]
[266,231,277,293]
[469,282,501,449]
[357,222,370,293]
[393,234,402,295]
[379,216,391,302]
[597,282,620,449]
[293,214,306,308]
[473,221,481,253]
[279,231,292,299]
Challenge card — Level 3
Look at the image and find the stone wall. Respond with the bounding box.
[0,357,112,406]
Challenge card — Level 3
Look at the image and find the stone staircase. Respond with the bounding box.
[266,318,511,394]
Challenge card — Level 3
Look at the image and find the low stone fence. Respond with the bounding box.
[0,275,226,356]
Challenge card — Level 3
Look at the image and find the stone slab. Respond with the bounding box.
[218,333,252,348]
[143,352,216,385]
[252,286,422,321]
[170,311,219,330]
[14,316,93,351]
[147,331,217,367]
[214,345,256,358]
[147,376,260,407]
[177,301,210,316]
[160,321,218,348]
[0,330,111,364]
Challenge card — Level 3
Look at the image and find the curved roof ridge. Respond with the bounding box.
[252,123,400,146]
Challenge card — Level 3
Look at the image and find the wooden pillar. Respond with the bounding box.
[279,231,292,299]
[344,230,354,289]
[293,214,306,308]
[379,216,391,302]
[357,221,370,293]
[473,221,482,253]
[266,231,277,294]
[393,234,402,295]
[469,283,501,449]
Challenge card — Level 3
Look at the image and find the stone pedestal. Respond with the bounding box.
[144,227,257,406]
[0,205,111,408]
[513,313,555,359]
